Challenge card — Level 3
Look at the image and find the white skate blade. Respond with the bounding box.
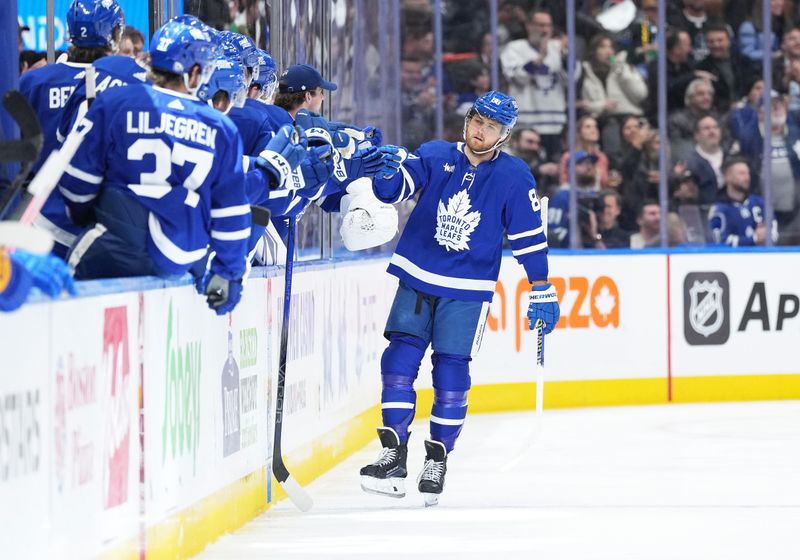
[421,492,440,507]
[360,475,406,498]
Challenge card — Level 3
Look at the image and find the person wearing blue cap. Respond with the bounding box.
[548,150,604,248]
[274,63,338,117]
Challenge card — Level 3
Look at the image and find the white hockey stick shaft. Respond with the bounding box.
[535,196,549,422]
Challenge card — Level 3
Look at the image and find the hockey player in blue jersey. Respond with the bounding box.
[709,157,778,246]
[19,0,125,257]
[359,91,560,505]
[59,19,252,315]
[227,50,282,155]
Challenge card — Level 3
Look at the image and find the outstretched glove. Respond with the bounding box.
[294,109,351,149]
[527,282,560,335]
[255,124,307,188]
[376,145,407,179]
[344,146,386,179]
[289,145,334,196]
[361,126,383,147]
[203,273,243,315]
[11,250,77,298]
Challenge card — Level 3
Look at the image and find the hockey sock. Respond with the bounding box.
[430,353,471,452]
[380,333,427,443]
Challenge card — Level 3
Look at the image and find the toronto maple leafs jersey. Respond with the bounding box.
[59,84,251,280]
[19,59,92,250]
[372,141,549,302]
[708,192,778,246]
[19,59,90,172]
[57,55,149,142]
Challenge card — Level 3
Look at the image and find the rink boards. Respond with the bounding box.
[0,250,798,558]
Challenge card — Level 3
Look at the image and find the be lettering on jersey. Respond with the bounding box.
[126,111,218,149]
[49,86,75,109]
[435,189,481,251]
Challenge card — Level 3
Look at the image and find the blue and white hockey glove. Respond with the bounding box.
[344,146,385,179]
[376,145,406,179]
[294,109,350,149]
[203,273,243,316]
[362,126,383,147]
[289,145,334,196]
[255,124,308,189]
[527,282,560,335]
[11,250,77,298]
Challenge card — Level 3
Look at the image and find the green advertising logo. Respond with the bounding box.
[239,327,258,369]
[162,300,202,474]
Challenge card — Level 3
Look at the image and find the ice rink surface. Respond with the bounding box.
[199,401,800,559]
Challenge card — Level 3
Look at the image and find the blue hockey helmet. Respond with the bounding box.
[197,56,247,112]
[149,19,217,90]
[252,49,278,102]
[471,91,518,128]
[217,32,260,86]
[67,0,125,49]
[464,90,518,153]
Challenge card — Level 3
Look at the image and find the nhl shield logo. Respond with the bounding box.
[683,272,730,345]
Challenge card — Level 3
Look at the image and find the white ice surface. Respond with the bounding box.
[198,401,800,559]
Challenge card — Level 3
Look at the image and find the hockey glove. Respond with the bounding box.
[527,282,560,335]
[362,126,383,147]
[344,146,385,179]
[294,110,350,148]
[11,250,77,298]
[256,124,308,189]
[288,145,335,196]
[203,273,244,316]
[376,145,407,179]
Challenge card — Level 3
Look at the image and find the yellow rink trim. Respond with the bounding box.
[103,374,800,559]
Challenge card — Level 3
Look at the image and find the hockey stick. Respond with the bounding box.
[0,91,43,220]
[271,217,313,512]
[534,195,549,426]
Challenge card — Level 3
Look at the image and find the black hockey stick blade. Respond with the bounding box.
[250,204,271,227]
[0,90,42,162]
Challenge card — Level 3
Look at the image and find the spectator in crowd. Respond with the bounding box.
[630,200,662,248]
[579,33,648,154]
[595,190,631,248]
[450,58,491,114]
[728,77,763,142]
[184,0,231,30]
[118,26,145,58]
[684,115,726,204]
[618,0,659,71]
[507,126,559,195]
[548,150,600,248]
[776,27,800,110]
[709,157,777,246]
[620,128,662,230]
[398,56,436,151]
[738,0,793,70]
[558,115,609,190]
[501,9,571,160]
[668,78,718,161]
[668,0,711,62]
[646,29,698,121]
[670,168,710,244]
[695,22,750,113]
[610,114,649,171]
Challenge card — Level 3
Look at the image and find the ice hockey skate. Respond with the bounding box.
[417,439,448,507]
[360,427,408,498]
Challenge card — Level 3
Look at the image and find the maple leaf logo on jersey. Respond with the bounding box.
[435,189,481,251]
